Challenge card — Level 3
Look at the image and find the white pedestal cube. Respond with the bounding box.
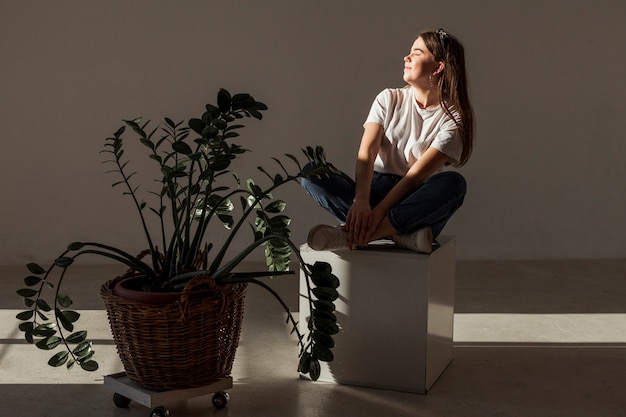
[299,236,456,394]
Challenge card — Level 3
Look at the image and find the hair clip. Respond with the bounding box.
[436,28,449,56]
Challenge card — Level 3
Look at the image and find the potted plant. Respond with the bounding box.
[15,88,340,389]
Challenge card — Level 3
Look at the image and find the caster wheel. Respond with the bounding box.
[150,406,169,417]
[212,391,230,409]
[113,393,131,408]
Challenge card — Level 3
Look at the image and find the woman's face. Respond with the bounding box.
[403,36,439,87]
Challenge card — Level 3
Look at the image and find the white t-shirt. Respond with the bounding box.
[364,87,463,176]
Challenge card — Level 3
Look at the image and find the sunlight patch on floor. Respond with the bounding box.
[454,313,626,344]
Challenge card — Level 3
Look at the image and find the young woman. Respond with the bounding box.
[302,29,474,253]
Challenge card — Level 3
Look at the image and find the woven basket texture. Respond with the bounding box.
[100,274,247,391]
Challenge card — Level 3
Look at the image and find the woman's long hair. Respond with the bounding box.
[420,29,474,166]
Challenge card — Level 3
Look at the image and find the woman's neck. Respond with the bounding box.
[412,86,440,110]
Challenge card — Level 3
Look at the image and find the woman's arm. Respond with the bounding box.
[344,122,384,248]
[365,147,452,241]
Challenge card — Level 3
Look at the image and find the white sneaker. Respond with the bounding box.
[307,224,350,251]
[392,226,433,254]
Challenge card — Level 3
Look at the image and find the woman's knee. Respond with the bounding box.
[433,171,467,196]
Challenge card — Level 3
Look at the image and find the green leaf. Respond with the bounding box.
[16,310,34,320]
[57,293,72,308]
[67,330,87,344]
[48,351,69,367]
[251,100,268,111]
[36,336,61,350]
[189,118,205,135]
[210,158,232,171]
[246,179,263,197]
[54,256,74,268]
[310,261,332,275]
[78,350,95,362]
[62,310,80,323]
[314,309,337,322]
[313,317,339,335]
[165,117,176,128]
[73,341,92,357]
[299,352,311,374]
[80,360,99,372]
[314,145,324,160]
[248,109,263,120]
[312,343,334,362]
[218,89,232,113]
[113,125,125,138]
[309,358,321,381]
[67,242,85,251]
[231,94,250,111]
[27,263,46,275]
[312,330,335,348]
[311,287,339,302]
[37,299,52,312]
[225,124,245,132]
[304,146,315,160]
[313,300,336,312]
[56,309,74,332]
[223,131,240,139]
[172,140,193,155]
[169,170,187,178]
[311,272,340,289]
[125,118,146,138]
[268,215,291,229]
[140,137,154,150]
[17,288,37,298]
[19,322,35,332]
[33,323,57,337]
[202,125,219,139]
[284,153,301,170]
[218,214,234,229]
[24,275,42,286]
[204,104,221,120]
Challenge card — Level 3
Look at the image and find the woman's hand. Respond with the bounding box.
[363,207,386,244]
[343,199,372,249]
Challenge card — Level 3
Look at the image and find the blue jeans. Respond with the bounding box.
[301,165,466,238]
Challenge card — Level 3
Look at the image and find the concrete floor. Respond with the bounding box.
[1,259,626,417]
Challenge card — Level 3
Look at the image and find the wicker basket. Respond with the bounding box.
[100,274,247,391]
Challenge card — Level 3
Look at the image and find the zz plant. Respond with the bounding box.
[16,89,339,381]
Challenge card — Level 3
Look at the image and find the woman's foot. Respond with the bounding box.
[391,226,433,253]
[307,224,350,250]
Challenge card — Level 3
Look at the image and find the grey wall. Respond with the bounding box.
[1,0,625,264]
